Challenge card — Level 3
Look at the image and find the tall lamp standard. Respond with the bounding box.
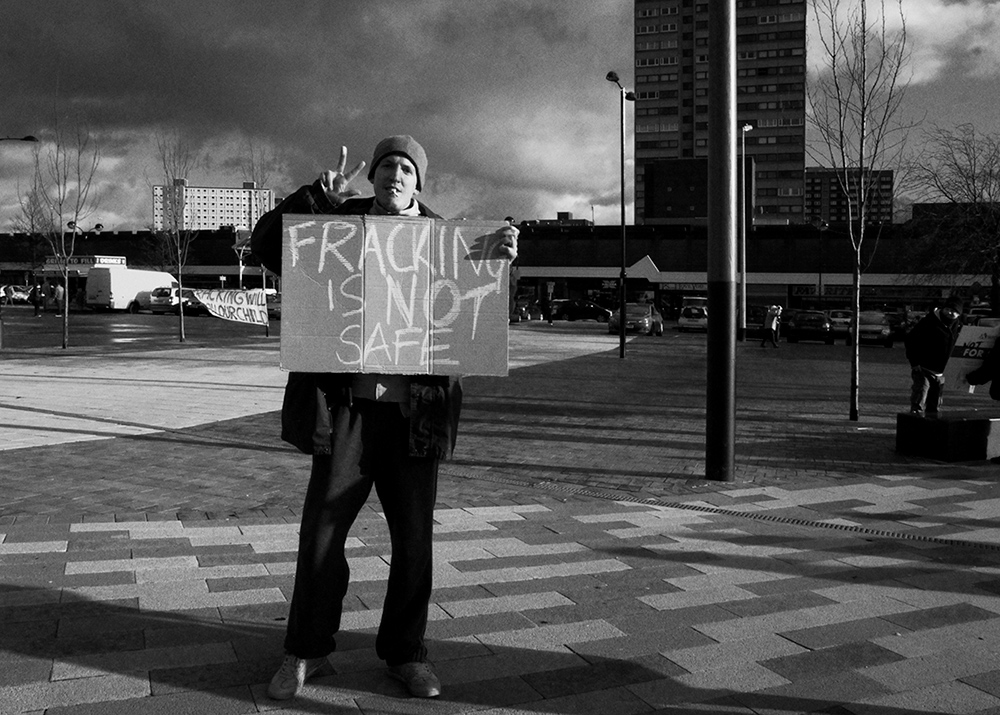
[811,217,829,305]
[64,221,103,314]
[738,123,752,341]
[606,71,635,359]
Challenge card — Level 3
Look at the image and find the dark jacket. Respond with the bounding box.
[250,181,461,460]
[904,309,960,374]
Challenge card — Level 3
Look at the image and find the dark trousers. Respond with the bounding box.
[761,327,778,347]
[911,366,946,414]
[284,400,439,665]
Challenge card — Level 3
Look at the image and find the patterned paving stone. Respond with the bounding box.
[882,602,1000,632]
[6,331,1000,713]
[760,641,906,682]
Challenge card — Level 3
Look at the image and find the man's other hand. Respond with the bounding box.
[497,222,518,261]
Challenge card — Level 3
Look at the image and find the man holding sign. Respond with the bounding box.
[251,136,517,700]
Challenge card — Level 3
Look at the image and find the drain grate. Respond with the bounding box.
[447,468,1000,553]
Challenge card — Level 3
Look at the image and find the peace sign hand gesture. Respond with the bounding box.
[319,146,366,206]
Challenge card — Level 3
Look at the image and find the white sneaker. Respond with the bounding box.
[267,654,328,700]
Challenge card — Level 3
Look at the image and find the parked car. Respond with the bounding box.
[510,298,542,322]
[849,311,894,347]
[2,285,31,304]
[785,310,835,344]
[885,309,914,339]
[609,302,664,336]
[744,305,768,339]
[178,288,210,316]
[966,306,993,325]
[825,309,853,336]
[148,286,181,314]
[551,298,612,322]
[266,291,281,319]
[546,298,567,320]
[677,305,708,332]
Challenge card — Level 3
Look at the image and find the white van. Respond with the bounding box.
[86,267,178,313]
[681,295,708,309]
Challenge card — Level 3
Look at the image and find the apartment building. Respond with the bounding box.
[152,179,275,231]
[634,0,807,224]
[804,167,894,225]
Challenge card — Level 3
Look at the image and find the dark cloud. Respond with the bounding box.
[1,1,629,227]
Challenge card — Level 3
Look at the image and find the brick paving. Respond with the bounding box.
[4,321,1000,713]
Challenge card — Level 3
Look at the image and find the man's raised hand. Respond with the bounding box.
[319,146,366,206]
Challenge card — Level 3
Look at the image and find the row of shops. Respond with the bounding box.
[0,221,988,317]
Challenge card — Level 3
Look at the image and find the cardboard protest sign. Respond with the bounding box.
[193,289,269,325]
[280,214,509,376]
[944,324,1000,396]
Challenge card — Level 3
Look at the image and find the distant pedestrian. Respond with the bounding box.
[2,284,12,306]
[904,295,963,416]
[761,304,782,347]
[30,282,44,317]
[53,282,65,316]
[540,291,552,325]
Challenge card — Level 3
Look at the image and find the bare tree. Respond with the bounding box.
[11,186,56,275]
[31,122,101,348]
[907,124,1000,308]
[155,129,202,342]
[808,0,911,420]
[240,135,275,194]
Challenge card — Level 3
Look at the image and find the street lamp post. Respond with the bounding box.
[738,123,752,341]
[812,218,829,306]
[606,71,635,359]
[65,222,104,314]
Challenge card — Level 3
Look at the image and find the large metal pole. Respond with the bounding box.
[737,127,747,341]
[706,1,737,481]
[618,87,627,359]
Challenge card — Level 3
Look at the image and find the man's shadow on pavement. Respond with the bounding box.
[0,582,964,714]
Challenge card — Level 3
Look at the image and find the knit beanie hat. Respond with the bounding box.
[944,296,964,314]
[367,135,427,191]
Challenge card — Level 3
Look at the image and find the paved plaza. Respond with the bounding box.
[4,318,1000,714]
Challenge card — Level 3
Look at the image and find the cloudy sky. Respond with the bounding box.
[1,0,999,232]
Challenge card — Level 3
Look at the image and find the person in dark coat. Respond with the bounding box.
[903,296,963,415]
[760,304,781,347]
[30,281,44,317]
[251,137,517,702]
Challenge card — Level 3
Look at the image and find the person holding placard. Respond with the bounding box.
[251,136,517,701]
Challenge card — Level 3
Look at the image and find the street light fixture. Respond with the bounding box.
[67,221,104,234]
[811,217,829,305]
[738,123,752,341]
[606,71,635,359]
